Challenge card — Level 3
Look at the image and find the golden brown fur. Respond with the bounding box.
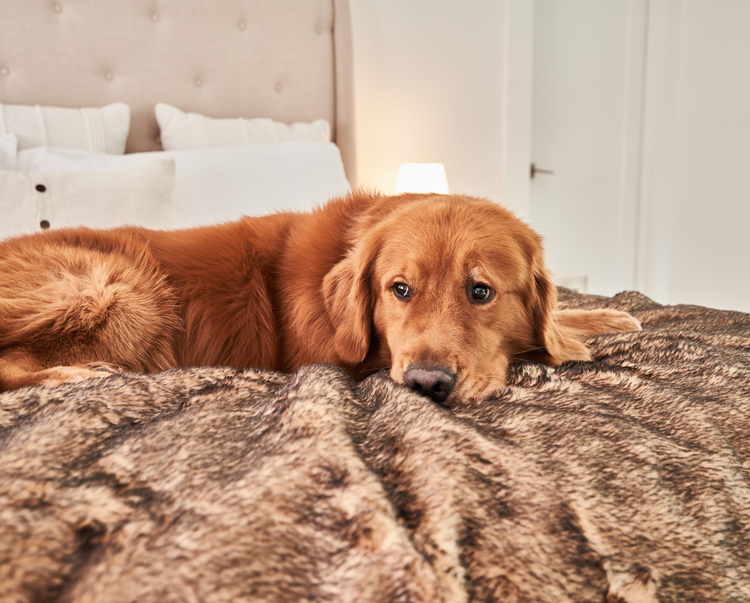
[0,192,640,402]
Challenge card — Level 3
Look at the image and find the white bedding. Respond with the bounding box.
[0,160,176,240]
[13,142,351,230]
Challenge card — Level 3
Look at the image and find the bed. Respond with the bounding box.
[0,0,355,234]
[1,2,749,602]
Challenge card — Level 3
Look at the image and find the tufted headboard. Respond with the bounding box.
[0,0,356,184]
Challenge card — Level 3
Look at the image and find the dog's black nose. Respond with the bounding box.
[403,366,456,404]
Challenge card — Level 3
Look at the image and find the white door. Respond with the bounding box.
[526,0,647,296]
[521,0,750,311]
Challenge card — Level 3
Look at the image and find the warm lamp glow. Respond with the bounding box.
[395,163,449,194]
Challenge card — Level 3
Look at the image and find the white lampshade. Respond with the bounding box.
[395,163,449,194]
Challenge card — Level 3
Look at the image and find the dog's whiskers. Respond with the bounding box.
[509,345,547,361]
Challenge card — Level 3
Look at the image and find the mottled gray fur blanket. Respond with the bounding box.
[1,290,749,602]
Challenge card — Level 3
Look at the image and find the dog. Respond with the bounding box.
[0,192,640,403]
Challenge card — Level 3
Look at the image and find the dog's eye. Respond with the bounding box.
[393,282,411,301]
[470,283,495,304]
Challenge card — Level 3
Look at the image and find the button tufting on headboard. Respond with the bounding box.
[0,0,356,183]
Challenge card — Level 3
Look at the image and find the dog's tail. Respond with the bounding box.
[0,243,180,372]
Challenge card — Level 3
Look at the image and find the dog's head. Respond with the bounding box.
[323,194,581,405]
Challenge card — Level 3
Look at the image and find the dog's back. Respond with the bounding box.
[0,196,365,391]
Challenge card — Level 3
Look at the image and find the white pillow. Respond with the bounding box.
[0,102,130,154]
[0,159,176,241]
[155,102,330,151]
[18,143,351,228]
[0,133,17,170]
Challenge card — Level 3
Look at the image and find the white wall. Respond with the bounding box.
[664,0,750,311]
[636,0,750,312]
[349,0,506,202]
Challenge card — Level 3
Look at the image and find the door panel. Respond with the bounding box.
[528,0,646,296]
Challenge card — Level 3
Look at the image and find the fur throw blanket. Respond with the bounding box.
[1,290,749,602]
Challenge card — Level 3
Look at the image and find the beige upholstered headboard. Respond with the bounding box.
[0,0,356,184]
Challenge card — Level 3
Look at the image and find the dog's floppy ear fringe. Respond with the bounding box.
[322,233,379,364]
[528,261,592,366]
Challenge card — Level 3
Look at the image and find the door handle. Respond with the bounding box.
[530,163,554,179]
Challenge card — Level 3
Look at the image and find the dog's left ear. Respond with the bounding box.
[322,235,378,364]
[528,261,592,365]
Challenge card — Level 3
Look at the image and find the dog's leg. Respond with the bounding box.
[534,309,642,367]
[555,309,642,338]
[0,350,122,391]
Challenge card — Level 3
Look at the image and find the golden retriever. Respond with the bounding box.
[0,192,640,403]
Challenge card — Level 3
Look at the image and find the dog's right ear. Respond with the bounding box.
[528,258,592,365]
[322,235,379,364]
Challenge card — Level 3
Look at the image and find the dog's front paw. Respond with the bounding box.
[603,310,642,333]
[83,362,125,375]
[41,365,116,388]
